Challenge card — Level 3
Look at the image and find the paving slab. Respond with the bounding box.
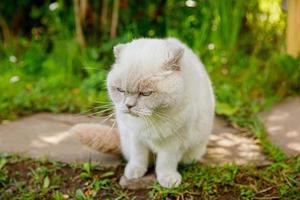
[0,113,268,167]
[203,117,268,166]
[119,174,156,190]
[260,98,300,156]
[0,113,120,167]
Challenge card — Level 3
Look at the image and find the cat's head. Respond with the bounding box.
[107,39,185,117]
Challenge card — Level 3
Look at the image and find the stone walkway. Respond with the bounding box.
[1,97,299,190]
[260,97,300,156]
[0,113,119,167]
[2,97,300,169]
[0,113,268,167]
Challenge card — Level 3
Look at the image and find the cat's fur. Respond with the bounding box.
[71,38,214,188]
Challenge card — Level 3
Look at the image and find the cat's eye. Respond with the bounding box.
[117,87,125,93]
[140,91,152,96]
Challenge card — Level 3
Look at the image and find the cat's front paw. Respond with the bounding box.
[157,172,182,188]
[124,163,147,179]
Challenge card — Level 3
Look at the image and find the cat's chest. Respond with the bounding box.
[141,133,185,153]
[138,125,186,152]
[120,114,170,134]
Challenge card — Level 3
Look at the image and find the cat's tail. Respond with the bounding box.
[69,123,122,155]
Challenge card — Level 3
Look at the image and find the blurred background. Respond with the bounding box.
[0,0,299,124]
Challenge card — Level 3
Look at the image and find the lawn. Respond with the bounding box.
[0,0,300,199]
[1,154,299,199]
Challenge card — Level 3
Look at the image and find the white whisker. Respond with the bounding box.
[101,113,115,124]
[153,111,184,141]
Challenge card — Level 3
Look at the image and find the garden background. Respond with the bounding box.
[0,0,299,199]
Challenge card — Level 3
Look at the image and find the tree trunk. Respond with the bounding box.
[100,0,108,37]
[110,0,120,38]
[0,18,10,45]
[74,0,86,47]
[287,0,300,57]
[80,0,88,22]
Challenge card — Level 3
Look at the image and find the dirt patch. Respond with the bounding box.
[1,155,299,199]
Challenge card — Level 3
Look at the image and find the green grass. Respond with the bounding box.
[0,43,299,198]
[1,0,300,198]
[1,33,300,199]
[1,154,299,199]
[1,38,299,121]
[1,27,300,200]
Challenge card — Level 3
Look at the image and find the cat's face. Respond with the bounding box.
[107,39,185,117]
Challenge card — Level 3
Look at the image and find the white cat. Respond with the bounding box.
[105,38,215,188]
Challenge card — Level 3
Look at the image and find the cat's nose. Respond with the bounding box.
[124,96,137,110]
[125,103,134,109]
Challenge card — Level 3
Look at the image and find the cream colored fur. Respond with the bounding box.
[70,38,215,188]
[70,124,120,155]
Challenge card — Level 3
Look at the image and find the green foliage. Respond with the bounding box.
[0,1,300,198]
[75,189,91,200]
[148,158,300,199]
[0,0,299,123]
[0,157,8,187]
[0,153,299,199]
[239,185,255,199]
[52,191,65,200]
[80,162,94,180]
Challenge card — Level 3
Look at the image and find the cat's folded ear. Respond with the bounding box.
[165,42,184,71]
[113,43,126,60]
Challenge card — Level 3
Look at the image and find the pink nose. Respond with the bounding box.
[126,103,134,109]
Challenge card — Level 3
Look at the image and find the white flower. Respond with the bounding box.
[221,57,228,64]
[259,14,267,22]
[185,0,197,7]
[9,55,17,63]
[49,2,59,11]
[208,43,215,50]
[10,76,20,83]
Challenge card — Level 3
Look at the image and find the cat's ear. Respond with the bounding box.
[113,44,126,60]
[165,43,184,71]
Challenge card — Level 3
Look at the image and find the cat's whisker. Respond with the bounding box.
[145,116,157,139]
[141,116,151,138]
[90,102,113,106]
[147,115,164,140]
[80,106,112,114]
[91,108,114,115]
[101,113,115,124]
[90,105,114,110]
[152,114,167,140]
[154,115,172,139]
[88,107,114,115]
[74,110,103,119]
[106,119,117,135]
[92,101,114,105]
[83,66,101,70]
[153,111,184,141]
[149,113,165,137]
[84,110,112,118]
[87,108,113,114]
[73,102,114,119]
[142,116,149,132]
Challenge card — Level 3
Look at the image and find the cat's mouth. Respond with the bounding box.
[123,109,152,118]
[123,109,140,117]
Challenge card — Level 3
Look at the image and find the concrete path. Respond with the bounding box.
[0,113,119,167]
[260,98,300,156]
[1,96,298,190]
[0,113,267,166]
[203,117,268,165]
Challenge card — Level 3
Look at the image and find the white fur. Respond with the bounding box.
[107,38,214,188]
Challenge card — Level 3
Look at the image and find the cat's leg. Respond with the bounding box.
[156,150,183,188]
[124,138,149,179]
[119,129,130,161]
[181,143,207,164]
